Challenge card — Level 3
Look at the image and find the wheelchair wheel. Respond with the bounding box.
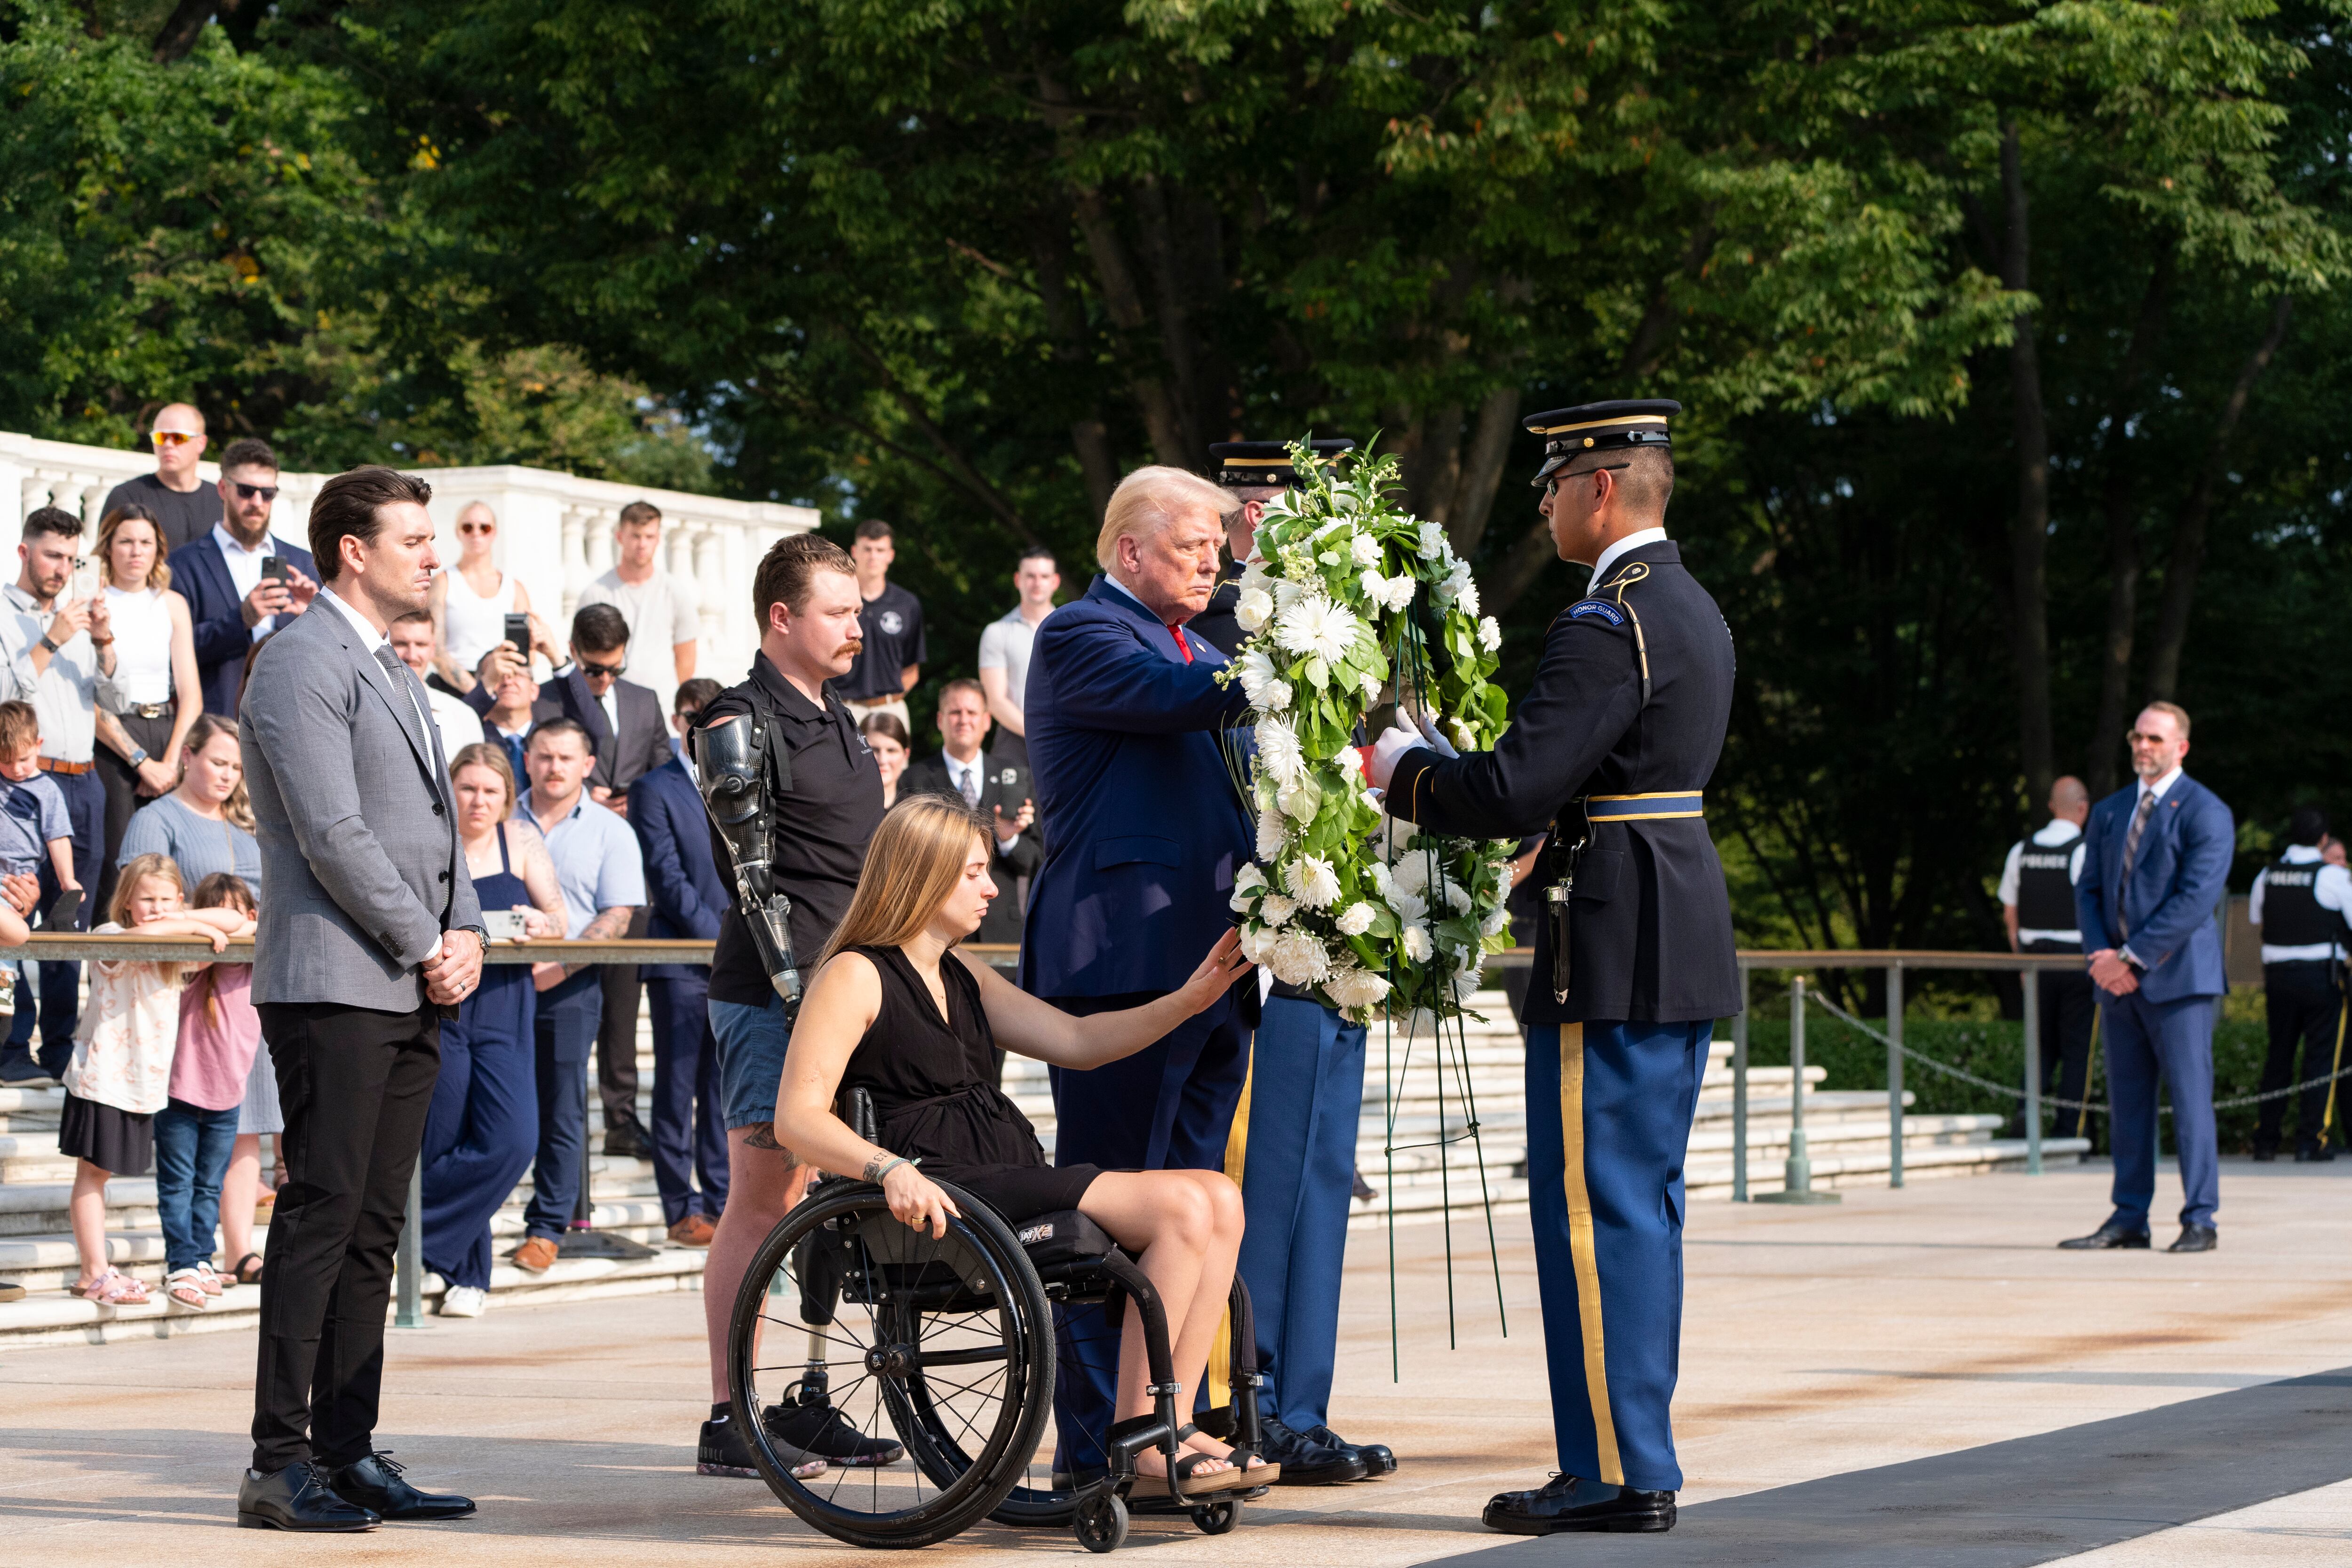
[1192,1497,1241,1536]
[1074,1490,1128,1553]
[727,1180,1053,1549]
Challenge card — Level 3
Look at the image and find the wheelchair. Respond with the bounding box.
[725,1091,1267,1551]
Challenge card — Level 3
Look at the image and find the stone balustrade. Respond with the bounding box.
[1,430,818,685]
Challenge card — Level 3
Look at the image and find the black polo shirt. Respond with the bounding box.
[99,474,222,554]
[699,651,885,1005]
[832,581,927,701]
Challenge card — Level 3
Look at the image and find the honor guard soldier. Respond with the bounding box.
[1192,437,1391,1486]
[1369,398,1739,1537]
[2000,777,2098,1145]
[2247,807,2351,1162]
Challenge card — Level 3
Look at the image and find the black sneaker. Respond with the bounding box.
[768,1399,905,1467]
[696,1408,826,1478]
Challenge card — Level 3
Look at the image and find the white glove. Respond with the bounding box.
[1367,726,1424,789]
[1408,706,1461,760]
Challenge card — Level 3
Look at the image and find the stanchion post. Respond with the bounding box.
[394,1161,423,1329]
[1887,963,1905,1190]
[2022,964,2043,1175]
[1732,964,1750,1202]
[1758,973,1839,1204]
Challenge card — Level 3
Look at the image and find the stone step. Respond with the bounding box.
[1688,1136,2091,1196]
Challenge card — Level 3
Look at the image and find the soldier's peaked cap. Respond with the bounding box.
[1208,438,1355,488]
[1525,400,1681,486]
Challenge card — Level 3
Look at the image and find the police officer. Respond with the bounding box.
[1369,399,1738,1537]
[2248,807,2351,1161]
[1193,438,1388,1487]
[2000,776,2097,1145]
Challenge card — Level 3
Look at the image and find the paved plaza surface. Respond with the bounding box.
[1,1158,2347,1565]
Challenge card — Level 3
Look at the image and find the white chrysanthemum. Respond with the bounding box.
[1368,860,1393,897]
[1266,929,1333,987]
[1389,855,1430,896]
[1258,893,1297,926]
[1287,854,1341,908]
[1350,532,1382,567]
[1438,876,1471,914]
[1416,521,1447,560]
[1323,965,1391,1011]
[1384,888,1428,928]
[1376,574,1417,613]
[1235,648,1278,703]
[1273,594,1363,664]
[1335,901,1376,937]
[1265,678,1294,712]
[1479,900,1512,937]
[1478,615,1502,652]
[1434,560,1478,613]
[1448,716,1477,752]
[1495,860,1516,899]
[1255,716,1305,786]
[1234,588,1275,634]
[1255,809,1287,860]
[1454,578,1481,617]
[1453,963,1484,1002]
[1401,924,1435,962]
[1359,669,1381,700]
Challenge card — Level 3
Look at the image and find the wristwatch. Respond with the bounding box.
[37,634,59,655]
[127,747,148,767]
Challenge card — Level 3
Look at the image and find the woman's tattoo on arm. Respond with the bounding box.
[863,1151,895,1181]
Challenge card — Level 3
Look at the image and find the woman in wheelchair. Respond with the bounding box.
[774,794,1272,1496]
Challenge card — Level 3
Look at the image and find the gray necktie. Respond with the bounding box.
[2118,789,2158,936]
[372,645,425,749]
[959,765,980,807]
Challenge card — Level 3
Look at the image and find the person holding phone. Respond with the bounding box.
[430,502,539,692]
[91,504,203,919]
[164,437,318,716]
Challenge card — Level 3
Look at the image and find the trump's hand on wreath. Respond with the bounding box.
[424,929,486,1005]
[1367,725,1424,789]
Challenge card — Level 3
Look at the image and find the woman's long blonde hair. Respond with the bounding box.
[97,505,172,591]
[818,795,992,969]
[180,713,255,833]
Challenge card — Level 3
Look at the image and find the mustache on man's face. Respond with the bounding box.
[836,636,865,659]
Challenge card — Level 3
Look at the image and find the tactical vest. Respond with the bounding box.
[2260,859,2338,949]
[2016,841,2080,939]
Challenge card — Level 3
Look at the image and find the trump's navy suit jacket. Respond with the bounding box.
[629,755,725,983]
[167,533,316,716]
[2074,772,2233,1004]
[1019,576,1251,998]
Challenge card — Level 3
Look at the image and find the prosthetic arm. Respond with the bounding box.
[693,712,803,1009]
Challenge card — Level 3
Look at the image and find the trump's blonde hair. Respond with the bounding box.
[1096,465,1234,572]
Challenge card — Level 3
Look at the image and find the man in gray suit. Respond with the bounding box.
[235,467,488,1533]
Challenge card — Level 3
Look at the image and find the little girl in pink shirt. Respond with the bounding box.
[154,874,262,1310]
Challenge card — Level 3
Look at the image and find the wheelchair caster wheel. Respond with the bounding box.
[1074,1491,1129,1553]
[1191,1497,1241,1535]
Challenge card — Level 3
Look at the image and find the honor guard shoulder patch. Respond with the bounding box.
[1565,598,1626,626]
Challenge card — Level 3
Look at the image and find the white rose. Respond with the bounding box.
[1416,521,1447,560]
[1237,923,1273,964]
[1350,532,1382,567]
[1234,587,1275,633]
[1401,924,1435,962]
[1478,615,1502,652]
[1258,893,1297,926]
[1273,576,1308,610]
[1235,862,1267,892]
[1335,901,1375,937]
[1440,876,1471,914]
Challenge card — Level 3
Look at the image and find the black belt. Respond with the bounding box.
[122,702,170,720]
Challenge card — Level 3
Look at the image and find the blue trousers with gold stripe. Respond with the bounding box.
[1524,1020,1711,1492]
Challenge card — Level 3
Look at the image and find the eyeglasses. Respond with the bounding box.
[577,658,628,679]
[458,522,494,536]
[229,481,278,502]
[1545,462,1631,498]
[149,430,199,448]
[2126,731,2175,746]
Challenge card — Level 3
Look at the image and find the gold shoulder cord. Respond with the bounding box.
[1597,561,1652,704]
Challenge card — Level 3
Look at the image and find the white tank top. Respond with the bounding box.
[103,586,174,706]
[443,564,517,674]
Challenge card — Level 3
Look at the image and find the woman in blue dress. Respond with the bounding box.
[422,743,567,1317]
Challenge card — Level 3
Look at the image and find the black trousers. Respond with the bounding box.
[2033,962,2099,1143]
[2258,961,2344,1151]
[94,708,177,918]
[596,909,650,1138]
[250,1001,441,1473]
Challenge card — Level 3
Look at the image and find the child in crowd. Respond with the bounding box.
[0,699,78,1030]
[60,853,246,1306]
[154,874,261,1310]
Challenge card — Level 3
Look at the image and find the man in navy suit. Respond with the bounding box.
[2066,700,2234,1253]
[629,677,730,1245]
[1022,463,1254,1474]
[165,438,317,715]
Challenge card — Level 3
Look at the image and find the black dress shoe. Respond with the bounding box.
[2296,1142,2337,1163]
[238,1462,380,1531]
[602,1123,650,1159]
[2058,1222,2151,1250]
[2167,1224,2218,1253]
[1483,1473,1676,1535]
[1308,1423,1397,1476]
[1254,1415,1367,1485]
[325,1453,476,1521]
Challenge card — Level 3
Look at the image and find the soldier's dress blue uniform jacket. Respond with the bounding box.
[1021,573,1255,1468]
[2073,772,2233,1231]
[1387,535,1739,1494]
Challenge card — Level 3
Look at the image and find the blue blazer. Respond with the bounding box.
[629,755,725,982]
[1020,576,1252,998]
[167,533,316,716]
[2074,773,2234,1003]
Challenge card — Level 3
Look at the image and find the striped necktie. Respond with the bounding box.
[2117,789,2158,936]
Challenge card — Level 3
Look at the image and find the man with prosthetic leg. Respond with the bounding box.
[689,534,900,1478]
[1191,439,1391,1486]
[1370,401,1739,1535]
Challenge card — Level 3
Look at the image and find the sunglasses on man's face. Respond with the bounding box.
[2126,731,2175,747]
[229,481,278,502]
[458,522,494,536]
[150,430,199,448]
[578,658,628,680]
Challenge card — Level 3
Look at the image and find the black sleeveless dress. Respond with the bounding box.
[841,945,1103,1222]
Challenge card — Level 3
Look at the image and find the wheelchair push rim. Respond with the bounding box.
[727,1180,1054,1549]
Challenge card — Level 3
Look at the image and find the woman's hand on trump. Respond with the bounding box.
[1175,928,1254,1014]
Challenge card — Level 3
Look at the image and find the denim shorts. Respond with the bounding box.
[710,993,791,1131]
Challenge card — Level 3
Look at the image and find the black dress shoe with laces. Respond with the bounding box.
[1308,1424,1396,1476]
[325,1453,476,1521]
[1254,1415,1367,1485]
[1484,1473,1676,1535]
[2058,1221,2151,1250]
[238,1461,381,1531]
[2167,1223,2218,1253]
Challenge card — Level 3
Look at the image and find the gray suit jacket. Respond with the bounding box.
[239,596,484,1009]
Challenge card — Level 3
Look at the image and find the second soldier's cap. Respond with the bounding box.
[1208,438,1356,488]
[1524,400,1681,486]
